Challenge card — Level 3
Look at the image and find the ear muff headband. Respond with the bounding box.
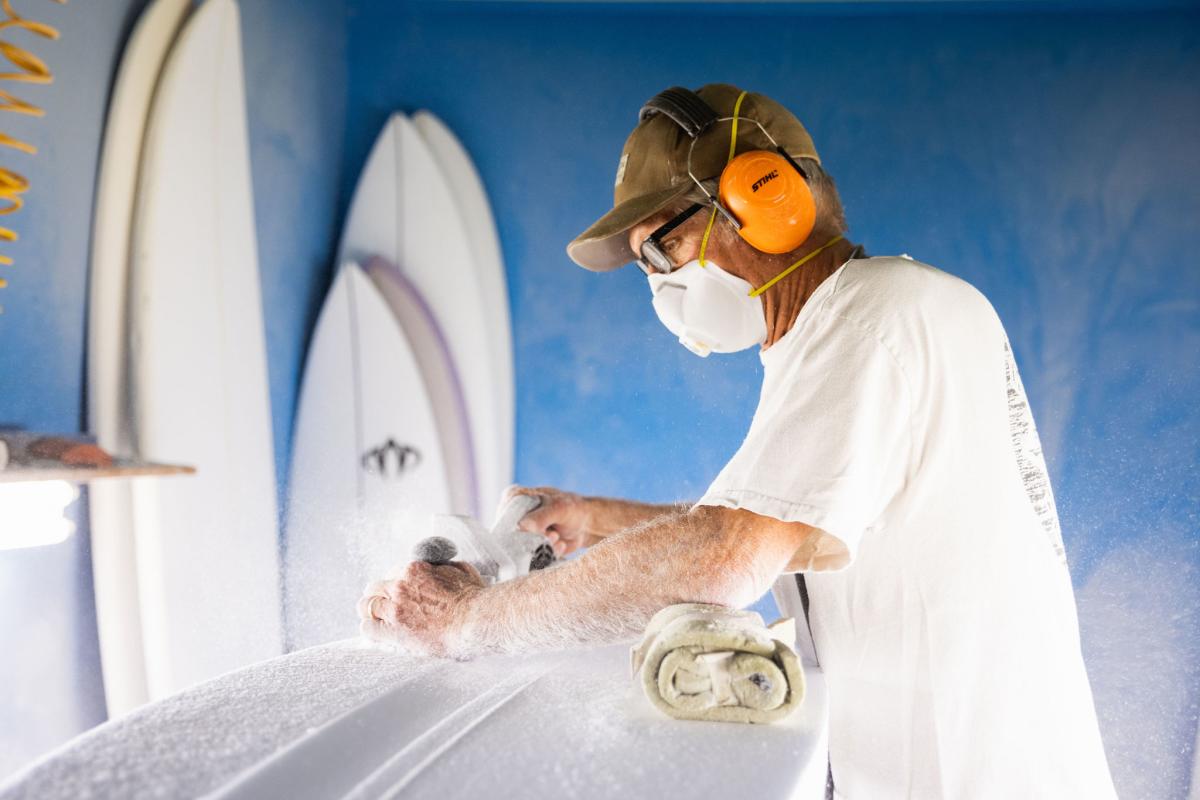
[639,87,720,137]
[698,89,749,267]
[640,87,816,255]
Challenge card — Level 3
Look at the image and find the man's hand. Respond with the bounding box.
[357,561,486,657]
[501,485,595,556]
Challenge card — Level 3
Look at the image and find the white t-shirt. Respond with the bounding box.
[698,256,1116,799]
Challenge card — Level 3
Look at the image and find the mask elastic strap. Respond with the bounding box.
[749,234,845,298]
[698,91,749,268]
[697,208,718,267]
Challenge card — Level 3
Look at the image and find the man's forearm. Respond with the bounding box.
[582,496,686,541]
[451,505,791,658]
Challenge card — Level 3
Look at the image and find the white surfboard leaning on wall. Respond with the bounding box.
[86,0,192,716]
[337,114,511,519]
[411,111,514,521]
[128,0,283,699]
[284,264,453,649]
[364,255,476,518]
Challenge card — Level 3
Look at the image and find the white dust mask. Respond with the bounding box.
[647,258,767,357]
[644,230,846,357]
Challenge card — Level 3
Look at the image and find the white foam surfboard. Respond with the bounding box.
[284,264,453,649]
[337,114,510,519]
[411,111,514,521]
[364,255,476,517]
[0,643,830,799]
[128,0,283,698]
[86,0,192,716]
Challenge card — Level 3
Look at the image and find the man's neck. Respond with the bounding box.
[760,236,860,350]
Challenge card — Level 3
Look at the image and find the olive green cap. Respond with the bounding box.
[567,83,820,272]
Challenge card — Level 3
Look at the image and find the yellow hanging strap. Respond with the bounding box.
[749,234,844,298]
[698,91,749,268]
[697,208,718,267]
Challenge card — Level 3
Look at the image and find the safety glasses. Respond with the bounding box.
[634,202,706,276]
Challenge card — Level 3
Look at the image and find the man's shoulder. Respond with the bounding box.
[821,254,995,325]
[832,254,981,301]
[792,254,1004,355]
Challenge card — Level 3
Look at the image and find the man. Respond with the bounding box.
[359,84,1116,798]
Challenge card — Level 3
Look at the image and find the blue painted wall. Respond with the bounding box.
[0,0,346,779]
[344,4,1198,796]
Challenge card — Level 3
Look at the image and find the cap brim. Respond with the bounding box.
[567,182,694,272]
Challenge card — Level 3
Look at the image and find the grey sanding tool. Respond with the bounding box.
[411,494,555,584]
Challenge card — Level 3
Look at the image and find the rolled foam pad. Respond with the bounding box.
[630,603,804,724]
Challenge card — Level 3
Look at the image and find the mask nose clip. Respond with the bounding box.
[678,336,712,358]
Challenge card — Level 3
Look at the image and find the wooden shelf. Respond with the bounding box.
[0,459,195,484]
[0,431,195,485]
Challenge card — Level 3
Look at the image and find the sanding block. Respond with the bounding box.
[413,493,555,584]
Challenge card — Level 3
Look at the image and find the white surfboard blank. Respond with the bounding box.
[204,645,828,800]
[129,0,283,698]
[284,264,453,650]
[364,255,476,518]
[337,114,511,520]
[411,111,515,523]
[87,0,192,716]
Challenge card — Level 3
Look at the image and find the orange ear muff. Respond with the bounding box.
[718,150,816,254]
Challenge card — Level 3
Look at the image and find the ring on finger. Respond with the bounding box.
[368,595,384,621]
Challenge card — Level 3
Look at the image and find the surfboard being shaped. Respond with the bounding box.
[128,0,282,699]
[0,642,825,800]
[285,264,453,650]
[337,114,511,519]
[0,642,830,800]
[87,0,192,716]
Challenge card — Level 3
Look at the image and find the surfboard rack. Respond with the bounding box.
[0,431,194,484]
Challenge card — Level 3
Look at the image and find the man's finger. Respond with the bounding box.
[516,504,561,535]
[499,485,559,514]
[498,484,543,516]
[362,579,390,598]
[366,595,396,623]
[499,484,525,507]
[360,617,403,645]
[356,594,374,621]
[359,607,435,654]
[357,594,379,622]
[357,581,392,620]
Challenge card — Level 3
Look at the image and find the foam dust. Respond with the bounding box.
[1075,533,1200,799]
[281,492,435,651]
